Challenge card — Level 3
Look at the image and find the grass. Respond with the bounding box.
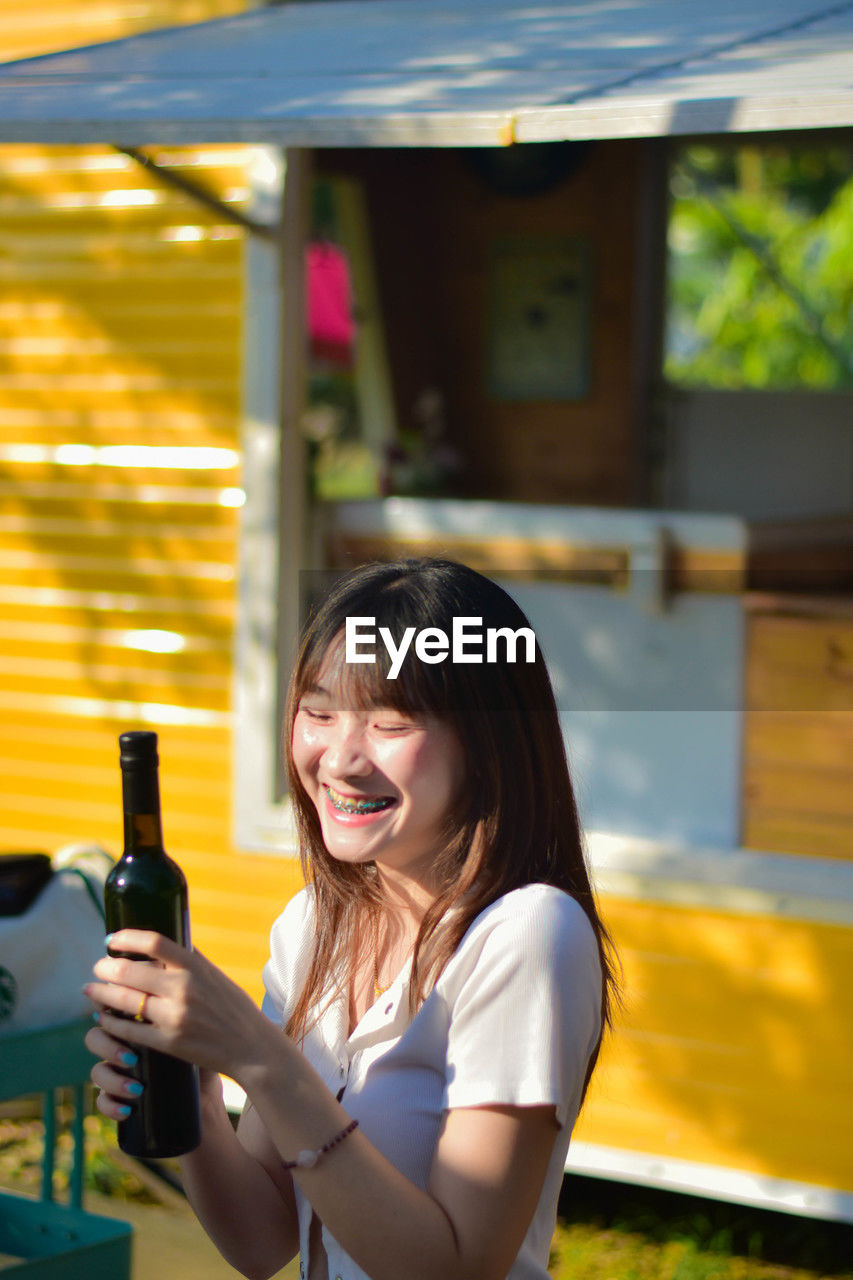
[2,1100,851,1279]
[550,1176,853,1280]
[0,1097,158,1204]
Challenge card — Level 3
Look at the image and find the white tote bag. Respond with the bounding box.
[0,845,112,1034]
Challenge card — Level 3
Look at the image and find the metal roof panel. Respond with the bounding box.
[0,0,850,144]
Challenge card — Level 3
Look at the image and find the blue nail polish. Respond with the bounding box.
[117,1105,131,1118]
[104,933,115,950]
[92,1012,100,1024]
[125,1081,144,1097]
[120,1051,138,1068]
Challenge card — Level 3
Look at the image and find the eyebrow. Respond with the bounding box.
[302,684,330,697]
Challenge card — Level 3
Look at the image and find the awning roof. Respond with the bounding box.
[0,0,851,147]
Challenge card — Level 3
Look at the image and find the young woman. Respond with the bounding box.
[85,558,619,1280]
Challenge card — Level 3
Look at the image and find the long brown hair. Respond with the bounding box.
[283,559,620,1093]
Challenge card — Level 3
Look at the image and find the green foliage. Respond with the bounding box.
[0,1105,157,1204]
[665,142,853,390]
[550,1177,853,1280]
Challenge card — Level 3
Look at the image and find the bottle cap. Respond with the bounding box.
[119,731,159,769]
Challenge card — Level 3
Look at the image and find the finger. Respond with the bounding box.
[105,930,189,965]
[94,1086,136,1123]
[91,1059,145,1105]
[92,953,171,993]
[93,1004,162,1053]
[86,981,160,1023]
[85,1024,142,1070]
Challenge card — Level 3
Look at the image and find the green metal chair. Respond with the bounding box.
[0,1018,132,1278]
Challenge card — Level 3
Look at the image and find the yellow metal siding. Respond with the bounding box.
[0,0,250,64]
[576,896,853,1191]
[0,141,304,999]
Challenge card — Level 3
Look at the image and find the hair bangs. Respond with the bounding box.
[292,567,460,723]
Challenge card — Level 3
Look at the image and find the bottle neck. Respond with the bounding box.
[123,811,164,852]
[122,767,164,853]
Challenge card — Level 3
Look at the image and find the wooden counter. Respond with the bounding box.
[322,499,852,860]
[742,591,853,860]
[748,516,853,593]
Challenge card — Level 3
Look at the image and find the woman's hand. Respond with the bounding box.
[85,1024,150,1121]
[84,929,270,1086]
[84,940,302,1278]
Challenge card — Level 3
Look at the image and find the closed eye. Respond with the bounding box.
[300,705,333,723]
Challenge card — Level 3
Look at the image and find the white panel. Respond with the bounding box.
[567,1142,853,1224]
[332,496,746,553]
[506,581,745,848]
[666,391,853,520]
[587,832,853,925]
[233,146,304,855]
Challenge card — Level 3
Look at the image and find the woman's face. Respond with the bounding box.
[291,643,464,894]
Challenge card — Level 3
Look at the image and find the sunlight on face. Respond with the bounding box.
[292,643,463,894]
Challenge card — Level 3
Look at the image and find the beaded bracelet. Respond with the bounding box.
[282,1118,359,1170]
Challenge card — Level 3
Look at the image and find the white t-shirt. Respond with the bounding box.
[261,881,602,1280]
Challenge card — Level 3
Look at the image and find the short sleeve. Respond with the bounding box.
[441,886,602,1128]
[260,886,316,1027]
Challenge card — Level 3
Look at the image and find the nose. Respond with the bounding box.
[322,718,371,778]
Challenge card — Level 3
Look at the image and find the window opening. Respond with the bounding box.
[665,139,853,390]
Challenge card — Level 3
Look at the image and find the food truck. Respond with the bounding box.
[0,0,850,1223]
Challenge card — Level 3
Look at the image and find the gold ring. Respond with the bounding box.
[133,992,148,1022]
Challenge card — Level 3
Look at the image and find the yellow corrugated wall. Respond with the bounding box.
[0,140,303,998]
[575,897,853,1192]
[0,0,249,62]
[0,0,306,1000]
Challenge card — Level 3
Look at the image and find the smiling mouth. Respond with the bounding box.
[325,785,396,815]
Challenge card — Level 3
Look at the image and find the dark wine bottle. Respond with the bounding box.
[104,730,201,1158]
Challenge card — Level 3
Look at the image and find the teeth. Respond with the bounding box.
[327,787,394,815]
